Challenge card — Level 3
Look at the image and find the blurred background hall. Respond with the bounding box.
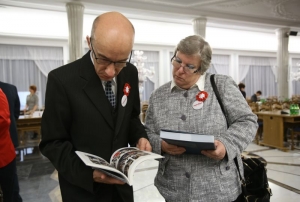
[0,0,300,201]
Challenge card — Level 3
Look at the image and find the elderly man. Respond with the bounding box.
[39,12,151,202]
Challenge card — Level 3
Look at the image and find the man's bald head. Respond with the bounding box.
[90,12,135,48]
[87,12,135,81]
[89,12,135,60]
[91,12,135,38]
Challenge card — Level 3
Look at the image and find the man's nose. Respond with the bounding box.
[105,63,116,77]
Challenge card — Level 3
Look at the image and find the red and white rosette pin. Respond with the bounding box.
[192,91,208,110]
[121,83,131,107]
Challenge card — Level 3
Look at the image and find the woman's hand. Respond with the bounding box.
[161,140,186,155]
[201,140,226,160]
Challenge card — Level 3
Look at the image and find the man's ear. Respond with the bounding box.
[86,36,91,49]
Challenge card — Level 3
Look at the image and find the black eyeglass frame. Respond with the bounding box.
[90,39,132,68]
[171,53,200,73]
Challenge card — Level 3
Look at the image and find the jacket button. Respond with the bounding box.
[185,172,190,178]
[226,166,230,170]
[181,115,186,121]
[183,92,188,97]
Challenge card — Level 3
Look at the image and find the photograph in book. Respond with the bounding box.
[75,147,163,186]
[160,129,216,154]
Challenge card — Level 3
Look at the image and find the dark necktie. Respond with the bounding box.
[105,81,115,108]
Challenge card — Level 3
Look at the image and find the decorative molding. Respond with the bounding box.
[215,0,300,20]
[216,0,261,8]
[127,0,188,7]
[128,0,237,8]
[263,0,300,20]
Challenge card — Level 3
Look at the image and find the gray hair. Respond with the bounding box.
[173,35,212,75]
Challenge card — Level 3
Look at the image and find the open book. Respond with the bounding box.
[160,129,216,154]
[76,147,163,186]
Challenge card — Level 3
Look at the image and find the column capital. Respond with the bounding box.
[192,17,207,38]
[275,27,290,38]
[66,1,85,9]
[192,17,207,23]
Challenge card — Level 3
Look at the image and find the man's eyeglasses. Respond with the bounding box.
[171,55,197,73]
[90,40,132,69]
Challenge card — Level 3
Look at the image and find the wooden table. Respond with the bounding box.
[17,114,42,145]
[255,111,300,151]
[16,114,43,161]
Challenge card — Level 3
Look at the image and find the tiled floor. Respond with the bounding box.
[16,143,300,202]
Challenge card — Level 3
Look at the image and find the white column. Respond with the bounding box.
[230,53,239,83]
[276,28,290,100]
[192,17,207,38]
[66,2,85,63]
[159,49,171,86]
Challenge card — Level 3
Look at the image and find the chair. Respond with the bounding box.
[272,103,283,111]
[282,102,290,110]
[255,121,263,144]
[249,102,258,113]
[259,103,271,111]
[254,103,272,144]
[288,127,300,150]
[141,102,149,123]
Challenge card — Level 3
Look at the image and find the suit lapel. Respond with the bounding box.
[79,52,114,129]
[115,73,126,136]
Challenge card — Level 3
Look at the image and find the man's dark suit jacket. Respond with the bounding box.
[39,51,148,202]
[0,82,20,147]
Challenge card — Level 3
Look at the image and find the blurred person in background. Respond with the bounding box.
[23,85,39,139]
[0,82,22,202]
[251,90,262,102]
[238,82,246,98]
[23,85,38,115]
[0,88,20,202]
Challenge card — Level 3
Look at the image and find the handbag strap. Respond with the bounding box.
[210,74,244,182]
[210,74,229,128]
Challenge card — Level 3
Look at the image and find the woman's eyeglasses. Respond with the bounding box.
[171,56,197,73]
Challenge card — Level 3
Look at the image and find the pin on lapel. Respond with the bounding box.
[192,91,208,110]
[121,83,131,107]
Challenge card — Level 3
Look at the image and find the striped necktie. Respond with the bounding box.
[105,81,115,108]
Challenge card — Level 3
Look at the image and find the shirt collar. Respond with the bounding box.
[170,72,206,91]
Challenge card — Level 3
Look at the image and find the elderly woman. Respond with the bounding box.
[145,35,257,202]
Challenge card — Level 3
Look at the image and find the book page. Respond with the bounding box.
[75,151,130,184]
[110,147,164,184]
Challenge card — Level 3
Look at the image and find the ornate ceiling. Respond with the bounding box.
[0,0,299,32]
